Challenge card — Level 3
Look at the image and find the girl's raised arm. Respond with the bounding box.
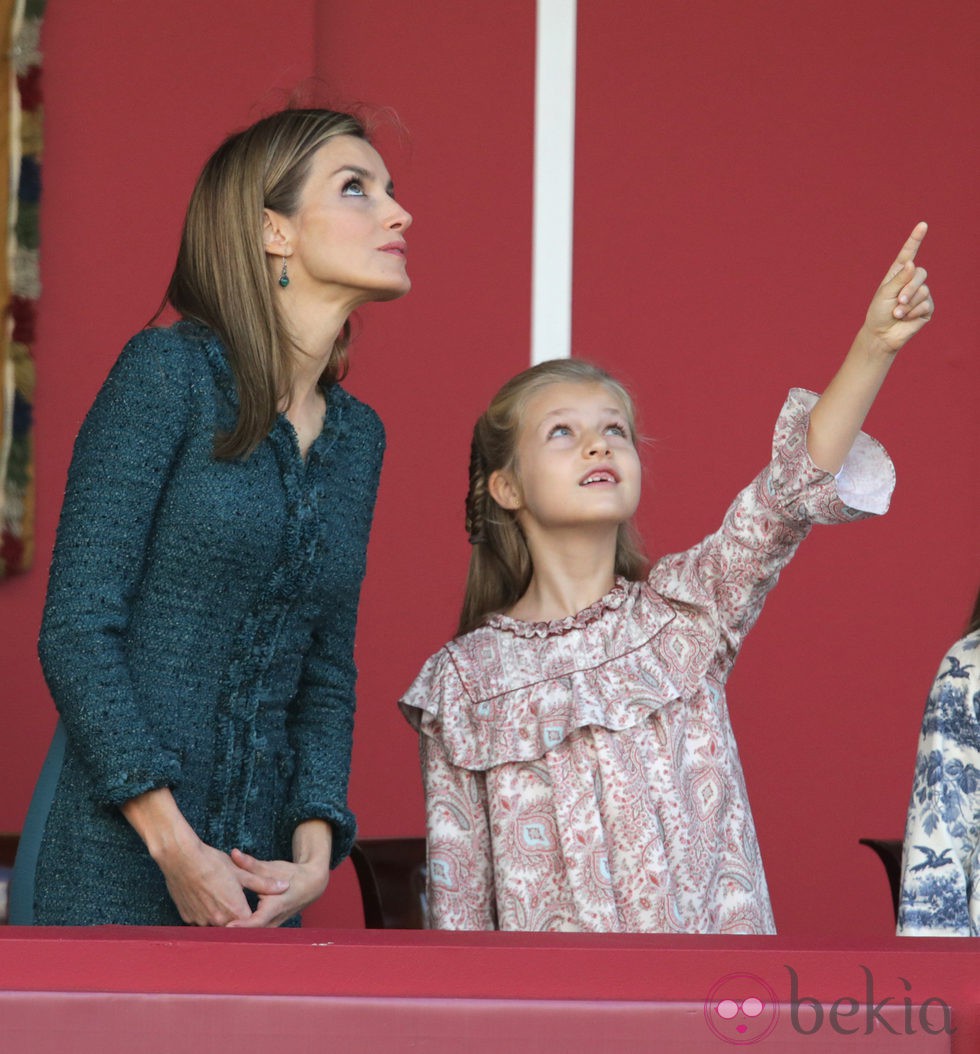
[806,222,934,474]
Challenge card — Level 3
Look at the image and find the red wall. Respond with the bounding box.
[2,1,977,939]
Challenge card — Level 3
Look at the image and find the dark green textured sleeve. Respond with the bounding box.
[38,329,191,805]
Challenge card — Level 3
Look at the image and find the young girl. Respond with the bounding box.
[400,224,934,933]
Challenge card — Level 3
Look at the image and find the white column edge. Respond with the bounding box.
[531,0,577,364]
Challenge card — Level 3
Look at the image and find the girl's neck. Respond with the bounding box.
[507,528,619,623]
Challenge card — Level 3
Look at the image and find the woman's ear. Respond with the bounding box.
[488,468,521,511]
[262,209,293,258]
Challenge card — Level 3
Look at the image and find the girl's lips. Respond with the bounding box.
[580,467,619,486]
[378,241,407,256]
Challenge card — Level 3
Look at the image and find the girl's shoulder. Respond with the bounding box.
[399,628,498,720]
[398,641,472,745]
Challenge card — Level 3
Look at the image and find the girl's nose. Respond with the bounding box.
[586,434,610,457]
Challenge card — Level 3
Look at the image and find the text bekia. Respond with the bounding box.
[786,966,954,1036]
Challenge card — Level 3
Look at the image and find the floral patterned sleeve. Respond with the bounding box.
[898,632,980,937]
[420,732,497,930]
[651,388,894,661]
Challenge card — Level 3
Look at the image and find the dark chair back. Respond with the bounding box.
[858,837,903,923]
[350,837,427,929]
[0,833,20,925]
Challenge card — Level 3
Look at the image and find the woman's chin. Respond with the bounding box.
[370,277,412,302]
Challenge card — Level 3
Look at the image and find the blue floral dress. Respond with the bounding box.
[898,630,980,936]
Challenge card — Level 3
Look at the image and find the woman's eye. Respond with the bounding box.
[342,179,365,197]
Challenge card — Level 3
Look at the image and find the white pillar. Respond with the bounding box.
[531,0,577,364]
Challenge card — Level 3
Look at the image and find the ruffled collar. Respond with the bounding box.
[486,577,636,638]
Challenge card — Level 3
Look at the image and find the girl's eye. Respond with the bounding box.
[605,423,629,438]
[547,424,572,439]
[341,178,365,197]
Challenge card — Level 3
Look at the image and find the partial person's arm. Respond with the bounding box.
[898,636,980,937]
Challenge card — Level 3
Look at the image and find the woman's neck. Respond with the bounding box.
[276,299,346,457]
[507,527,619,622]
[278,294,351,404]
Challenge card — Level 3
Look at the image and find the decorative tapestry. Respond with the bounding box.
[0,0,43,577]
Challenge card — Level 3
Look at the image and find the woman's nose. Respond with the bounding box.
[386,202,412,231]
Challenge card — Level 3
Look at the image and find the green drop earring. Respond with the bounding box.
[279,256,290,288]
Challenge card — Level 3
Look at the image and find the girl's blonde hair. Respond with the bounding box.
[165,107,366,459]
[458,359,648,636]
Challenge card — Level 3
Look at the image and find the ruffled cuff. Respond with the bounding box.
[776,388,896,520]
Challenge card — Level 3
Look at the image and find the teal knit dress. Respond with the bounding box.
[11,321,384,925]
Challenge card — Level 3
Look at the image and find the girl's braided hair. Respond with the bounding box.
[457,359,648,636]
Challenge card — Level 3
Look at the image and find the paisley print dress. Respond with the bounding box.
[401,389,894,932]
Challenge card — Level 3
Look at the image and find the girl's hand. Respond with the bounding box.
[862,221,934,355]
[805,222,936,473]
[224,847,331,927]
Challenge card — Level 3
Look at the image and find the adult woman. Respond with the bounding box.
[11,107,411,926]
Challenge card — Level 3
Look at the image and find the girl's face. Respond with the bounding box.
[492,381,641,537]
[266,135,412,308]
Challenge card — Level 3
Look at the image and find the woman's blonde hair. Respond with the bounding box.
[458,359,648,636]
[165,108,366,459]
